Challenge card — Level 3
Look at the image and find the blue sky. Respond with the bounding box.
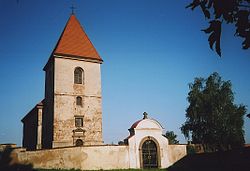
[0,0,249,146]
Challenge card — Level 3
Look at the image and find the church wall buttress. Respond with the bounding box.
[42,60,54,149]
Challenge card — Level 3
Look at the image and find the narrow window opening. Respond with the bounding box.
[76,96,82,106]
[75,117,83,127]
[74,67,84,84]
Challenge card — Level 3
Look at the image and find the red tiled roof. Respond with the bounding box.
[53,15,102,61]
[130,119,143,129]
[123,120,143,141]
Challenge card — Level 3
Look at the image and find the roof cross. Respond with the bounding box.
[70,4,76,15]
[143,112,148,119]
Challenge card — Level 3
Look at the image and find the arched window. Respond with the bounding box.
[74,67,84,84]
[76,96,82,106]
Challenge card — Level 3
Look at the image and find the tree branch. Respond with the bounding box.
[238,5,250,8]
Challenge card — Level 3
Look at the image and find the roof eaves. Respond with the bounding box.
[53,53,103,63]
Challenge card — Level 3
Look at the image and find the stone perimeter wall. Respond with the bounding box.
[168,144,187,165]
[14,145,129,170]
[10,144,186,170]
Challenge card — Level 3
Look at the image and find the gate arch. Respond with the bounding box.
[139,137,160,168]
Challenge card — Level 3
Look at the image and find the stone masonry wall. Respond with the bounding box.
[14,145,129,170]
[53,57,102,147]
[167,144,187,165]
[9,144,187,170]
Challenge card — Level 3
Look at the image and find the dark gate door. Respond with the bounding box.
[142,140,158,168]
[75,139,83,146]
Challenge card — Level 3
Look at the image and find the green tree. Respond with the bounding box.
[181,72,247,151]
[186,0,250,56]
[164,131,179,144]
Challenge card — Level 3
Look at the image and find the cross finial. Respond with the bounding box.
[70,3,76,15]
[143,112,148,119]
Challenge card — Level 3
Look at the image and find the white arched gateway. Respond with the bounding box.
[124,112,170,168]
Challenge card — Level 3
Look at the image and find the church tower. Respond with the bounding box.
[42,14,103,148]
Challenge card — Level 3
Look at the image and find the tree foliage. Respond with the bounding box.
[164,131,179,144]
[181,72,247,151]
[186,0,250,56]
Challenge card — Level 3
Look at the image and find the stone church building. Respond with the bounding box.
[22,14,103,150]
[17,14,186,170]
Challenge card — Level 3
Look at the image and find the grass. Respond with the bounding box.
[36,169,81,171]
[36,169,165,171]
